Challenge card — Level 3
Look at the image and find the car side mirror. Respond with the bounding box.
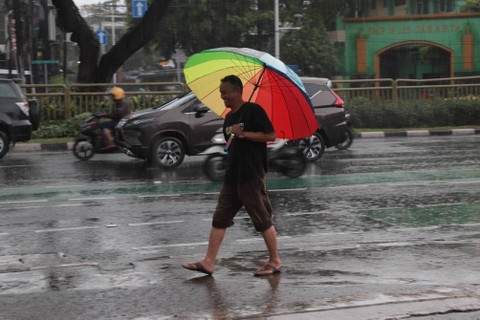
[194,105,209,118]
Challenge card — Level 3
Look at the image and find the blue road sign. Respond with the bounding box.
[132,0,147,18]
[96,30,108,45]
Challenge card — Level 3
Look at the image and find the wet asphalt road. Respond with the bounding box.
[1,136,480,320]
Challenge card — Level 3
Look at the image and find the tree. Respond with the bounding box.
[461,0,480,12]
[51,0,172,84]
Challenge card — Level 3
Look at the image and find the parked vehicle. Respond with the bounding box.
[297,77,353,161]
[115,92,223,168]
[72,114,122,160]
[0,79,40,159]
[203,131,306,182]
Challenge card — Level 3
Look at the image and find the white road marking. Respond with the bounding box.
[137,194,181,198]
[68,196,116,201]
[128,220,184,227]
[0,199,48,205]
[268,188,307,192]
[45,185,86,189]
[285,211,326,216]
[134,241,209,250]
[53,203,84,207]
[35,226,99,233]
[236,236,291,243]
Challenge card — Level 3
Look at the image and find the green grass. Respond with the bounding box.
[22,137,74,144]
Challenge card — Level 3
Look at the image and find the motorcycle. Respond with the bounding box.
[203,132,307,182]
[72,114,120,161]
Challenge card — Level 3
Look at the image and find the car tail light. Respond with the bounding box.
[16,98,30,116]
[332,90,345,108]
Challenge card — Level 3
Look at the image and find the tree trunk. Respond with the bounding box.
[51,0,99,84]
[97,0,172,83]
[52,0,172,85]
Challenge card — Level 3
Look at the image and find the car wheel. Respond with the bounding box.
[297,132,325,162]
[151,136,185,168]
[0,131,10,159]
[335,128,354,150]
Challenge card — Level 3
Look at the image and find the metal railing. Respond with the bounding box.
[332,75,480,103]
[21,76,480,121]
[22,82,187,121]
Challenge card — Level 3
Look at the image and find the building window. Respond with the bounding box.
[383,0,388,8]
[371,0,377,10]
[439,0,455,12]
[395,0,406,5]
[416,0,429,14]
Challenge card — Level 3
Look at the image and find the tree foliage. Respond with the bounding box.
[461,0,480,12]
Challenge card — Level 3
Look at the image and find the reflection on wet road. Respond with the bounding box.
[1,136,480,319]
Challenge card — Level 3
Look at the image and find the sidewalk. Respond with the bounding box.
[11,128,480,153]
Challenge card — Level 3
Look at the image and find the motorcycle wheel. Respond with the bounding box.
[335,128,354,150]
[297,132,325,162]
[277,149,307,178]
[203,153,227,182]
[73,140,95,161]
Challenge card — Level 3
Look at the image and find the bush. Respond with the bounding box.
[32,113,92,139]
[347,97,480,128]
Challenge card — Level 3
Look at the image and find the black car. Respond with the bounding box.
[116,92,223,168]
[298,77,353,161]
[0,79,40,159]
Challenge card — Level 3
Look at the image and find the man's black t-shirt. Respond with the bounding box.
[223,102,275,185]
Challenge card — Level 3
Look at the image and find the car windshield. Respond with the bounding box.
[153,92,194,110]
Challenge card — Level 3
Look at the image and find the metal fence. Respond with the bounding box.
[22,82,187,121]
[332,75,480,103]
[21,76,480,121]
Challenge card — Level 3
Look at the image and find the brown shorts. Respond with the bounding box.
[212,177,273,232]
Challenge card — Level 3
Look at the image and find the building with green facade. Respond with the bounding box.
[333,0,480,80]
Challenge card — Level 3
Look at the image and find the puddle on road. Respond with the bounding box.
[361,202,480,227]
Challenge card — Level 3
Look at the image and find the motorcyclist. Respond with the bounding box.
[98,86,131,150]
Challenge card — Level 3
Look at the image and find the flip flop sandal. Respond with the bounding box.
[182,262,213,275]
[254,263,282,277]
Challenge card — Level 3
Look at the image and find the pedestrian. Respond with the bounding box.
[182,75,282,276]
[98,86,131,150]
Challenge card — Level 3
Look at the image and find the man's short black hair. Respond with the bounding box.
[221,75,243,91]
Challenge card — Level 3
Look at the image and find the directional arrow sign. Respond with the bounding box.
[96,30,108,45]
[132,0,147,18]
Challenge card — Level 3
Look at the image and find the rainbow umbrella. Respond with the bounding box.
[183,47,318,140]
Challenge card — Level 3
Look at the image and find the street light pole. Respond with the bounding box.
[274,0,280,59]
[274,0,301,60]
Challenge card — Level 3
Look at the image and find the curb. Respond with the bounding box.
[11,128,480,153]
[12,142,74,153]
[356,128,480,138]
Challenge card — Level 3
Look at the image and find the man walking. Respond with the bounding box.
[182,75,282,276]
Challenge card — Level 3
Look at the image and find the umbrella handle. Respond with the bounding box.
[224,134,234,152]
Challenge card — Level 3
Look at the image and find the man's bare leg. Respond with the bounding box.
[255,226,282,275]
[182,226,226,274]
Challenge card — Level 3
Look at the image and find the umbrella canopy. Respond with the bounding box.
[184,47,318,140]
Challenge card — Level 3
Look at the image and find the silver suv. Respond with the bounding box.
[0,79,40,158]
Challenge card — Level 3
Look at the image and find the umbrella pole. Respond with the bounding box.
[247,67,266,102]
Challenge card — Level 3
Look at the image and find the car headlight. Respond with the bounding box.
[129,117,156,126]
